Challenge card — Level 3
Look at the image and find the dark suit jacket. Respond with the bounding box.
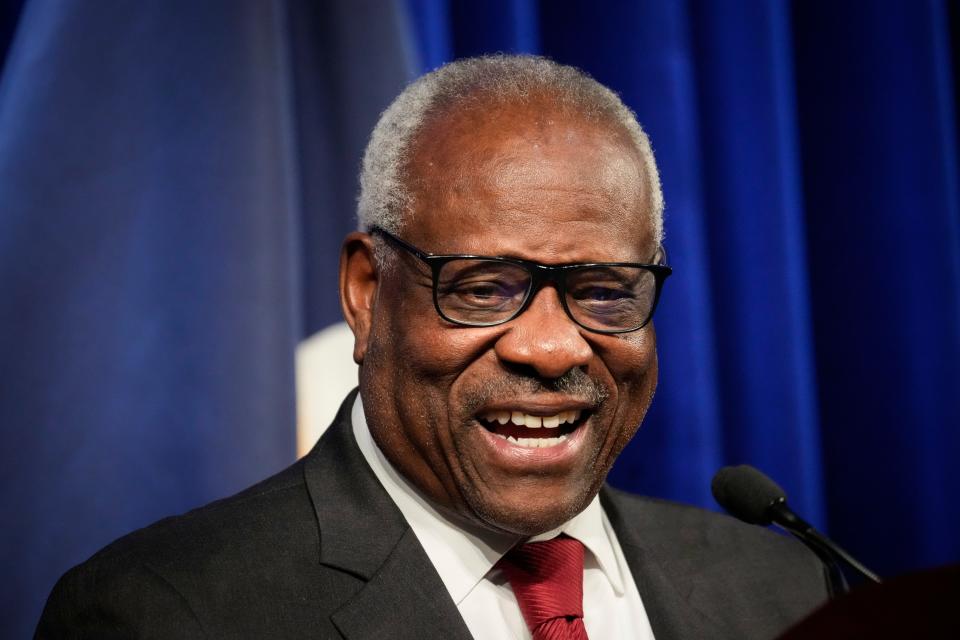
[37,391,829,639]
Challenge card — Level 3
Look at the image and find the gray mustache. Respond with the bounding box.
[463,368,609,415]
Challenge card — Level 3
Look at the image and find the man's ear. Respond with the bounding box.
[339,231,378,364]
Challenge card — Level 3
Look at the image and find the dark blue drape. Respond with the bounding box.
[2,0,958,636]
[0,1,413,636]
[0,2,301,634]
[793,0,960,572]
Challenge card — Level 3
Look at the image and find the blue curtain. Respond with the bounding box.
[0,1,414,636]
[2,0,958,635]
[793,0,960,572]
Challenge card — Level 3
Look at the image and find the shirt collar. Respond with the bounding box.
[531,498,627,595]
[352,394,625,603]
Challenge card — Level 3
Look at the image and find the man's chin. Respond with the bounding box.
[465,489,595,537]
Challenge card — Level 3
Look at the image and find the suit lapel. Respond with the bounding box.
[330,528,475,640]
[302,391,472,640]
[601,488,736,640]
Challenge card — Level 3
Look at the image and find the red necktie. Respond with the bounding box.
[498,536,590,640]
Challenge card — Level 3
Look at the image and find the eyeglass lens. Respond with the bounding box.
[435,259,658,331]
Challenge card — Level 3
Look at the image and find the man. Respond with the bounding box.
[37,55,828,639]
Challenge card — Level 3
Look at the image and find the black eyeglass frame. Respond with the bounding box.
[371,227,672,334]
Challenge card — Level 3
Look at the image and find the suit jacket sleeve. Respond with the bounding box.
[36,551,206,639]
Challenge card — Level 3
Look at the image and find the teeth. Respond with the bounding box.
[481,409,584,428]
[493,433,569,448]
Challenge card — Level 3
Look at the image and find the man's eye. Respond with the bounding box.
[572,285,634,303]
[459,282,508,299]
[443,280,523,307]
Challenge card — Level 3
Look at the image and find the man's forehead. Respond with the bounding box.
[400,99,652,254]
[414,95,635,161]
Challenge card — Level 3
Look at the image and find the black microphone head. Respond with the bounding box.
[711,465,787,525]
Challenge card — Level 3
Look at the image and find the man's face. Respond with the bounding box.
[343,100,660,536]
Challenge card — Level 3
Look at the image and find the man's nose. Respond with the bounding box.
[493,286,592,379]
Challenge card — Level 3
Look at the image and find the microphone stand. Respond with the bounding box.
[768,499,881,596]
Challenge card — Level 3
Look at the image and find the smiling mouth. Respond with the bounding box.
[477,409,587,448]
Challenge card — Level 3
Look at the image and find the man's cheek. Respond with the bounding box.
[607,338,657,383]
[398,329,491,381]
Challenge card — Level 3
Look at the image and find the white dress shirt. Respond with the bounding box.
[352,395,656,639]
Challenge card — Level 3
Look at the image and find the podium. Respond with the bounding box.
[777,564,960,639]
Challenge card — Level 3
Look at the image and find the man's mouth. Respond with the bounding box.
[476,409,587,448]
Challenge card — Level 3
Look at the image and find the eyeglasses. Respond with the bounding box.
[371,227,672,334]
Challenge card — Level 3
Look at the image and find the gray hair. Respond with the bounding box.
[357,54,664,244]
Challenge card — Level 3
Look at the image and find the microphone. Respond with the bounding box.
[712,465,881,594]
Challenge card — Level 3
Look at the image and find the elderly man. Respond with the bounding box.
[38,56,828,639]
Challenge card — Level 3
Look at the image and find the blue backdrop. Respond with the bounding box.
[2,1,958,636]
